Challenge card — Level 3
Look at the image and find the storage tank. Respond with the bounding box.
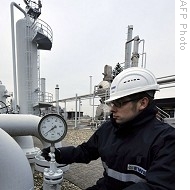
[95,103,110,120]
[95,80,111,120]
[0,81,6,103]
[16,18,38,114]
[0,81,9,114]
[96,80,110,98]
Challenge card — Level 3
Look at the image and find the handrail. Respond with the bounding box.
[31,18,53,42]
[156,106,170,120]
[38,91,53,103]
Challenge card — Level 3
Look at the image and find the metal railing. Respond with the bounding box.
[31,18,53,42]
[38,91,53,103]
[156,106,170,121]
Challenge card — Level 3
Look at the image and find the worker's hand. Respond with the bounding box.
[41,147,62,164]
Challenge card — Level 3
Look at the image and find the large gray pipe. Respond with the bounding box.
[10,2,27,112]
[0,114,63,148]
[0,114,41,138]
[0,128,34,190]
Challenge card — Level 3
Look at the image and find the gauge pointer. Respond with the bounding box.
[44,125,57,135]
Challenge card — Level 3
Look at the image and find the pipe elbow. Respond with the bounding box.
[0,114,41,138]
[0,128,34,189]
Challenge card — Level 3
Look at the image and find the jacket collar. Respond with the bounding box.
[110,101,158,134]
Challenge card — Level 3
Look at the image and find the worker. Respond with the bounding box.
[42,67,175,190]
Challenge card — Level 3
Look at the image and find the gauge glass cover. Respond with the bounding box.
[38,114,67,143]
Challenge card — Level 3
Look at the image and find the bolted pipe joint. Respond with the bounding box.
[43,168,63,190]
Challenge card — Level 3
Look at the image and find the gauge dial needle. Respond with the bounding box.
[44,125,57,135]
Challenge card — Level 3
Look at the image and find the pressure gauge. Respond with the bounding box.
[38,113,67,143]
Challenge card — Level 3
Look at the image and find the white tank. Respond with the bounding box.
[16,18,38,114]
[0,81,7,113]
[95,103,110,120]
[96,80,110,98]
[0,81,6,102]
[98,80,110,89]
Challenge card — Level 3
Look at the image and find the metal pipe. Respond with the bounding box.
[0,114,53,149]
[75,94,78,128]
[157,75,175,85]
[0,128,34,190]
[143,52,147,68]
[0,113,63,149]
[10,2,27,112]
[140,39,145,68]
[92,85,97,122]
[41,78,46,102]
[64,101,67,119]
[159,85,175,89]
[131,35,140,67]
[103,90,107,121]
[78,98,81,124]
[89,75,92,105]
[55,84,59,114]
[0,114,41,137]
[124,25,133,69]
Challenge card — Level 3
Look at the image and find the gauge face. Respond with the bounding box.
[38,114,67,143]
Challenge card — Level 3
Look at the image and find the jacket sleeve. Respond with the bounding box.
[58,130,100,164]
[123,127,175,190]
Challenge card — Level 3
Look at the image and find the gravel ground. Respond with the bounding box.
[34,170,82,190]
[34,127,95,190]
[63,127,94,146]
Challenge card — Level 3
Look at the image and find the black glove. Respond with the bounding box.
[41,146,62,164]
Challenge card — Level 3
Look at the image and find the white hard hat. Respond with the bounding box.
[105,67,159,103]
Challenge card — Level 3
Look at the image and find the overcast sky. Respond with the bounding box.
[0,0,175,113]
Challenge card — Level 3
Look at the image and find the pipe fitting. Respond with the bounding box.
[0,128,34,190]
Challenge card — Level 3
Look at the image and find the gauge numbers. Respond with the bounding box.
[38,114,67,143]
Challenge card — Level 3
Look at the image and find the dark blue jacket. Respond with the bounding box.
[59,102,175,190]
